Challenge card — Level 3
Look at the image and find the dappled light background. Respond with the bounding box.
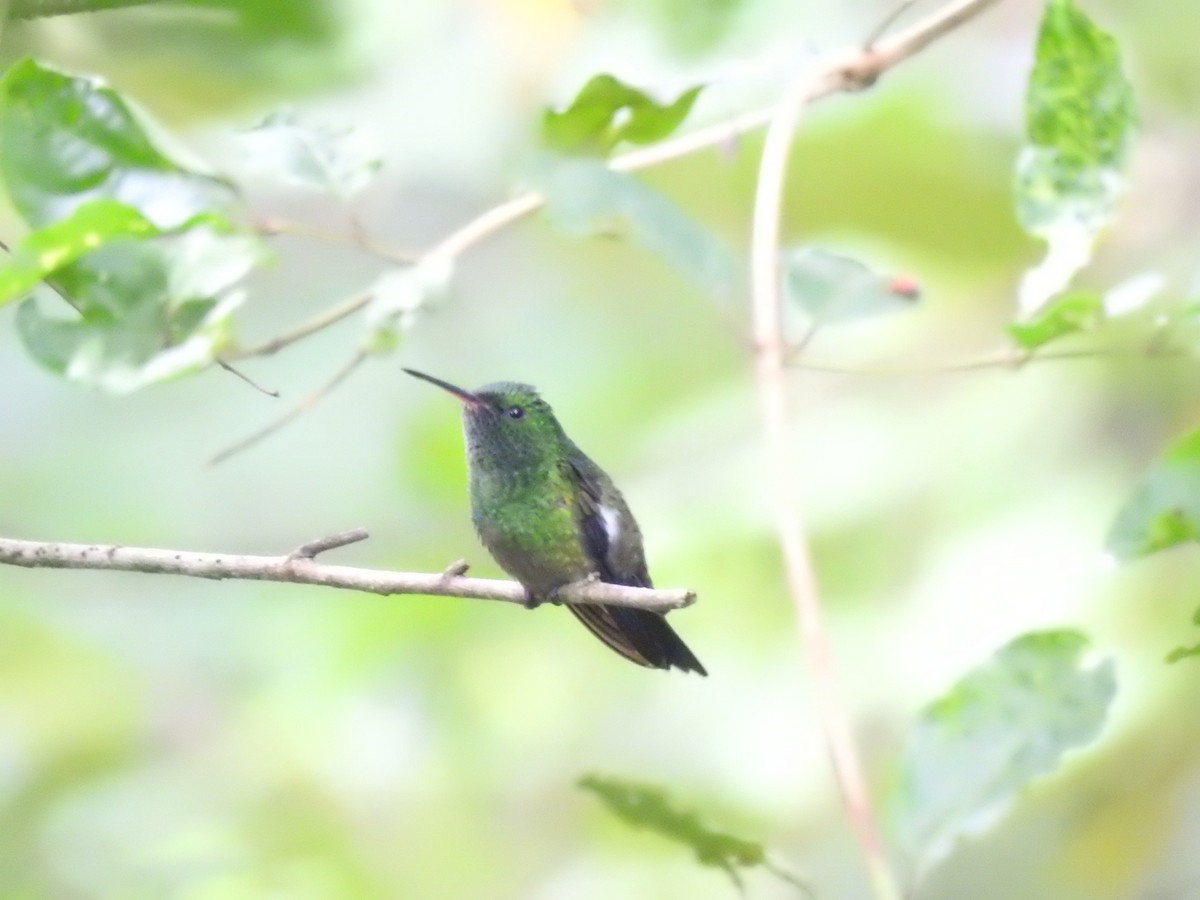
[3,0,1200,897]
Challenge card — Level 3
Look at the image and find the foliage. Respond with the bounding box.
[1006,291,1103,350]
[240,109,382,200]
[1015,0,1136,314]
[1,0,1198,897]
[783,246,919,336]
[579,775,810,894]
[534,157,737,300]
[1108,428,1200,561]
[893,630,1116,871]
[542,74,702,157]
[0,58,259,390]
[1165,604,1200,664]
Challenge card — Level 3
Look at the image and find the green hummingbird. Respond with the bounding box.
[403,369,706,675]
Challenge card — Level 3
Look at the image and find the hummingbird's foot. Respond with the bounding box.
[536,586,567,608]
[523,589,544,610]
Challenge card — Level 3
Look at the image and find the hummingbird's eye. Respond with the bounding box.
[507,405,526,420]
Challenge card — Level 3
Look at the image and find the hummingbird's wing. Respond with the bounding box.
[561,456,707,676]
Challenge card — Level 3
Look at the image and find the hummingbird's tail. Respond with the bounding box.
[569,605,707,675]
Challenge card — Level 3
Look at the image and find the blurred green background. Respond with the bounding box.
[3,0,1200,897]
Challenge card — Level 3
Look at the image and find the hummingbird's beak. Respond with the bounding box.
[402,368,486,407]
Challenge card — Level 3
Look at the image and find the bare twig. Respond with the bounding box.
[864,0,921,49]
[256,215,416,266]
[763,858,817,899]
[785,344,1189,375]
[215,359,280,397]
[0,534,694,612]
[221,292,374,361]
[749,64,902,900]
[287,527,370,560]
[208,350,368,465]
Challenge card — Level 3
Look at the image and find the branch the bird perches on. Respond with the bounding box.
[0,530,695,613]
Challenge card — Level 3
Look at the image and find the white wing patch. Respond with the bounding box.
[599,504,621,548]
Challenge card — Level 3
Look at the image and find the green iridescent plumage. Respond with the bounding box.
[404,369,706,675]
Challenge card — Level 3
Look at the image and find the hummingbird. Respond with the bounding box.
[403,368,706,675]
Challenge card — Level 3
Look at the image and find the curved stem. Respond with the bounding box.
[749,66,903,900]
[209,350,369,465]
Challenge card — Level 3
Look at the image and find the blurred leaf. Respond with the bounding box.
[0,58,264,390]
[0,199,230,307]
[16,227,260,392]
[8,0,172,15]
[1006,292,1103,350]
[535,157,737,300]
[1166,643,1200,664]
[1014,0,1135,315]
[1167,605,1200,663]
[0,57,235,228]
[1107,428,1200,560]
[894,630,1115,869]
[361,257,454,355]
[241,109,382,199]
[783,246,920,327]
[542,74,701,157]
[580,775,810,893]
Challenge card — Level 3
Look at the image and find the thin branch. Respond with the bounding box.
[763,858,817,899]
[209,349,368,465]
[785,344,1190,376]
[239,0,1001,363]
[432,0,1006,247]
[255,215,416,266]
[864,0,921,49]
[749,63,902,900]
[221,291,373,361]
[745,2,1006,897]
[0,237,84,313]
[441,558,471,577]
[423,192,545,266]
[287,527,369,560]
[215,359,280,397]
[0,534,694,612]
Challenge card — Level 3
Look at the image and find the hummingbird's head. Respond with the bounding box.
[403,369,566,471]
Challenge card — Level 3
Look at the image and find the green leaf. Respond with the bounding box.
[1006,291,1103,350]
[534,157,737,300]
[782,246,920,327]
[241,109,382,199]
[893,630,1115,869]
[1107,428,1200,560]
[16,227,261,392]
[0,58,235,228]
[579,775,800,893]
[542,74,701,157]
[1162,606,1200,664]
[0,59,264,391]
[1166,643,1200,664]
[0,199,230,308]
[1014,0,1135,314]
